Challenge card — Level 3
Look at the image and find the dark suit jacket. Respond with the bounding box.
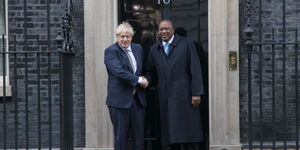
[104,42,146,109]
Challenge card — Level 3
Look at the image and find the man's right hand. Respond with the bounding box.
[138,76,149,89]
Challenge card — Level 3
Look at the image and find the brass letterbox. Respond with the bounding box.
[229,51,237,71]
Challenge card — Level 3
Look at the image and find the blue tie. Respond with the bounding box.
[164,42,170,55]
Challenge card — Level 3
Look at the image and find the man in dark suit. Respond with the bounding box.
[104,22,148,150]
[145,20,204,150]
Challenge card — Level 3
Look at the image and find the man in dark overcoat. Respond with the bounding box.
[145,20,204,150]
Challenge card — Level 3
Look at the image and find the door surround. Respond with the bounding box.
[83,0,241,149]
[209,0,241,150]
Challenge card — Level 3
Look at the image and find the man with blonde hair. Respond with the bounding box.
[104,22,148,150]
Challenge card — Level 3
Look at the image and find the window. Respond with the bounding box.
[0,0,8,73]
[0,0,11,96]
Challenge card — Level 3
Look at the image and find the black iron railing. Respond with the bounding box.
[0,0,74,149]
[0,40,73,150]
[242,0,300,149]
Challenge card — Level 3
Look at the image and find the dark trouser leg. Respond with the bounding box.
[169,144,181,150]
[131,94,145,150]
[183,143,200,150]
[169,143,200,150]
[108,106,131,150]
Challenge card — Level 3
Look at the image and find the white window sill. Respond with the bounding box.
[0,85,12,97]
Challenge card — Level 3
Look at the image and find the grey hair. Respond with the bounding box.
[115,22,135,37]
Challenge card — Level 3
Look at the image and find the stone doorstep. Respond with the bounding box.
[243,149,299,150]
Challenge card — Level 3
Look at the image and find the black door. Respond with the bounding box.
[119,0,208,149]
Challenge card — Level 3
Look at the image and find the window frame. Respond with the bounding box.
[0,0,11,96]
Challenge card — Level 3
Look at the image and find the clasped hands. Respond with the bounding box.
[138,76,149,89]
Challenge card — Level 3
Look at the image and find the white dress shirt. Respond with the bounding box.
[162,35,175,47]
[120,45,144,84]
[123,45,137,73]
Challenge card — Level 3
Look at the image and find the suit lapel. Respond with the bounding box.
[158,35,180,63]
[168,35,180,61]
[156,36,181,72]
[116,43,134,73]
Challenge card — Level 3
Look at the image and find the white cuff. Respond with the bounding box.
[138,77,143,83]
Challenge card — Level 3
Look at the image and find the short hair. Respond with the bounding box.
[159,19,173,28]
[115,22,135,37]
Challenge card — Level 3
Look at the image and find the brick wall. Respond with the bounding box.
[240,0,300,144]
[0,0,84,148]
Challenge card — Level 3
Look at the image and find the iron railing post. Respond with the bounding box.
[244,0,253,149]
[57,1,74,149]
[59,52,74,150]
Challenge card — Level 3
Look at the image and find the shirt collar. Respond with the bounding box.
[118,44,132,52]
[162,35,175,45]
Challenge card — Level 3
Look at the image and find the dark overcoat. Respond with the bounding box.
[146,35,204,145]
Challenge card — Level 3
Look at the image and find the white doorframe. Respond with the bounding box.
[208,0,241,149]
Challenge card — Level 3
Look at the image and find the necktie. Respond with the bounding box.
[124,49,136,94]
[164,42,170,55]
[124,49,135,73]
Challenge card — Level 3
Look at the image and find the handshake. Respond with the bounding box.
[138,76,149,89]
